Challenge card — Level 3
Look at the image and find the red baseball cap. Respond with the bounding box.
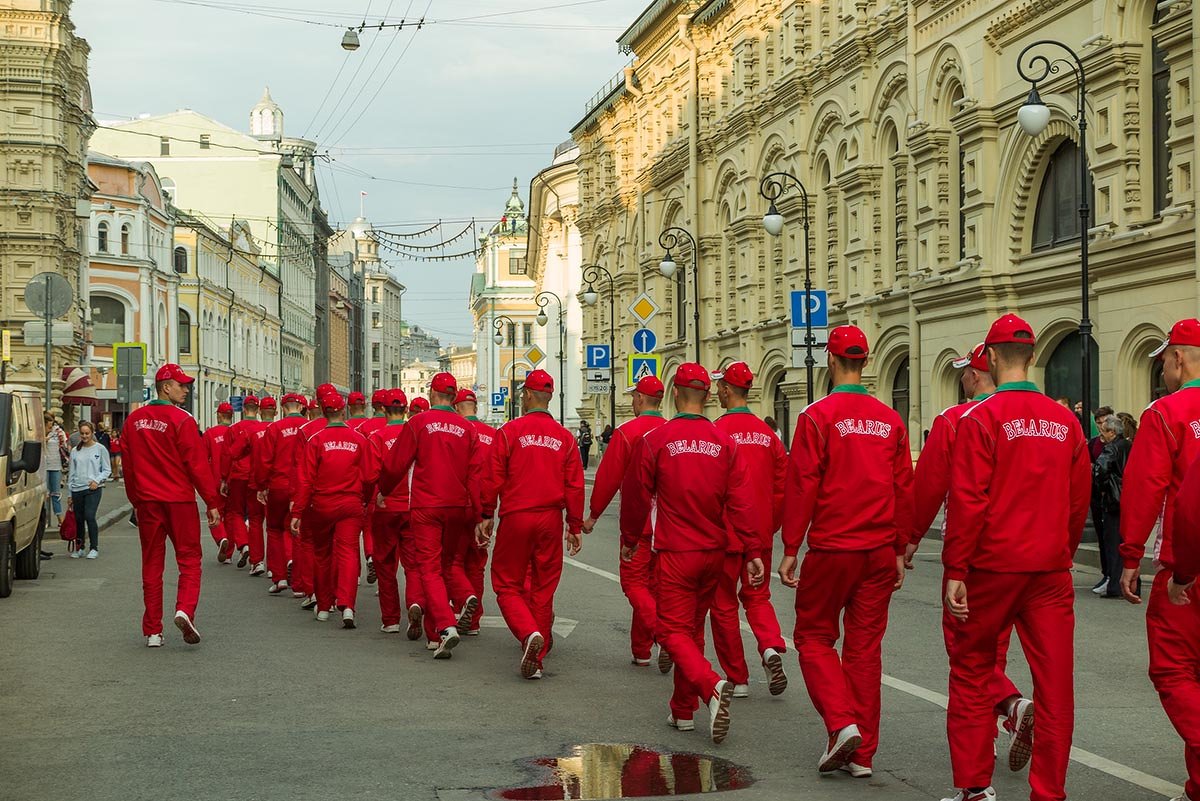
[155,363,194,384]
[410,397,430,412]
[521,369,554,394]
[217,402,233,415]
[371,389,388,407]
[1151,318,1200,358]
[673,363,711,391]
[430,372,457,395]
[985,313,1037,347]
[386,389,408,409]
[952,343,989,372]
[712,361,754,390]
[259,396,276,410]
[454,389,477,405]
[316,383,336,397]
[242,394,260,408]
[625,375,665,398]
[827,325,869,360]
[348,391,366,406]
[320,392,346,412]
[306,396,320,411]
[281,392,305,406]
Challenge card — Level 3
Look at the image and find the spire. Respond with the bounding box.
[260,85,273,103]
[250,86,284,137]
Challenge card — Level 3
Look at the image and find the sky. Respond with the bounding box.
[73,0,649,345]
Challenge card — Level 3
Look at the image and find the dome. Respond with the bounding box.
[250,86,284,138]
[489,178,528,237]
[347,216,373,240]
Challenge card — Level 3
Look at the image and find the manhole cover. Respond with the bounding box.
[489,743,754,800]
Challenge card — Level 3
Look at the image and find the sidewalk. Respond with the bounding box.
[45,480,132,551]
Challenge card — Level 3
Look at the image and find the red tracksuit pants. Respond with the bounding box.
[292,518,314,596]
[225,479,265,564]
[793,546,896,767]
[656,549,724,720]
[620,536,658,661]
[410,506,476,633]
[710,546,788,684]
[307,497,365,612]
[265,488,293,584]
[491,509,564,661]
[464,542,488,630]
[208,519,227,547]
[947,570,1074,801]
[372,509,415,628]
[136,501,202,636]
[941,571,1021,710]
[1147,570,1200,801]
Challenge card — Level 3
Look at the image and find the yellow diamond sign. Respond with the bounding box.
[524,345,546,366]
[628,292,660,324]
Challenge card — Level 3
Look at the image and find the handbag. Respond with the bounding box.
[59,509,77,542]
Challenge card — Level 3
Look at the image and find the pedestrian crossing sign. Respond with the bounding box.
[627,354,661,386]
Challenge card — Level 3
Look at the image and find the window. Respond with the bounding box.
[506,322,516,346]
[1044,332,1100,409]
[772,378,790,446]
[891,357,910,425]
[1032,141,1090,251]
[1152,359,1168,401]
[91,296,125,345]
[675,266,687,339]
[120,224,130,255]
[372,370,380,388]
[199,134,210,150]
[508,251,528,275]
[178,308,192,354]
[522,323,533,347]
[1152,8,1170,214]
[160,136,170,156]
[173,246,187,273]
[950,85,966,262]
[372,287,380,303]
[97,221,109,253]
[372,312,381,329]
[371,343,380,361]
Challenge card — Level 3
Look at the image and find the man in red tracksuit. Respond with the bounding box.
[255,393,308,595]
[358,389,389,439]
[203,402,235,564]
[345,390,376,582]
[476,370,584,679]
[408,397,430,417]
[910,343,1034,774]
[221,394,268,574]
[780,325,913,777]
[346,391,370,430]
[367,390,427,637]
[943,314,1090,801]
[1119,318,1200,801]
[259,396,277,423]
[585,374,669,668]
[622,363,763,744]
[293,384,338,608]
[710,361,788,698]
[292,391,374,629]
[381,372,482,658]
[122,364,222,647]
[456,388,495,635]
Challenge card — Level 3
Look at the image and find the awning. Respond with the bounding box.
[62,366,98,406]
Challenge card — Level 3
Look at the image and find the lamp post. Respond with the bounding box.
[1017,40,1094,434]
[581,265,615,427]
[658,227,700,363]
[493,314,516,422]
[535,290,566,423]
[760,171,814,405]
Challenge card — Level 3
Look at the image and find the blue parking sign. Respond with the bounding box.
[790,289,828,328]
[490,392,504,407]
[586,344,611,369]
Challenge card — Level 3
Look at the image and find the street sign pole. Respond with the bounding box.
[44,283,51,419]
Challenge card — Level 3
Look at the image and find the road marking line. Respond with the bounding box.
[565,553,1183,799]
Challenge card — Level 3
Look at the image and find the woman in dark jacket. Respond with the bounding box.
[1093,415,1133,598]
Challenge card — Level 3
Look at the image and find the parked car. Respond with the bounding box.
[0,385,47,598]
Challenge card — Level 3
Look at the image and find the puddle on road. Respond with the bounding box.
[489,743,753,800]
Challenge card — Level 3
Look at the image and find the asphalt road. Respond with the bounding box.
[0,492,1185,801]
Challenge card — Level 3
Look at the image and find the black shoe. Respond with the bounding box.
[39,550,53,560]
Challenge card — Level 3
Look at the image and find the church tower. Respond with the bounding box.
[250,86,283,138]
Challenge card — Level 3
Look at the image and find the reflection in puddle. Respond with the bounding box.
[490,743,754,800]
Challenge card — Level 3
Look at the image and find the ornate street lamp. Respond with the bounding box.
[493,314,517,422]
[759,171,814,404]
[658,227,700,363]
[535,290,566,423]
[581,265,615,426]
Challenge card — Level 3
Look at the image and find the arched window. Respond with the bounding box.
[156,303,166,355]
[173,246,188,273]
[1044,331,1099,409]
[178,308,192,355]
[772,377,790,445]
[891,357,910,424]
[1152,4,1170,214]
[1032,141,1090,250]
[120,224,130,255]
[97,221,109,253]
[1152,359,1168,401]
[949,84,966,262]
[91,295,125,345]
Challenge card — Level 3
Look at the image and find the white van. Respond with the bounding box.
[0,385,48,598]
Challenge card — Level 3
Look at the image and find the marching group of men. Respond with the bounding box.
[113,311,1200,801]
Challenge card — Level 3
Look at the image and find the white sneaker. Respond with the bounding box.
[173,611,201,645]
[433,627,460,659]
[763,647,788,695]
[267,580,289,595]
[456,595,479,630]
[217,538,233,564]
[300,595,318,610]
[381,624,401,634]
[732,684,750,698]
[291,590,306,599]
[631,656,651,667]
[1170,794,1194,801]
[406,604,423,641]
[1004,698,1035,772]
[70,549,83,559]
[236,546,249,568]
[667,715,695,732]
[146,634,164,647]
[708,680,734,744]
[528,669,543,680]
[425,640,439,651]
[838,762,873,778]
[657,644,673,674]
[941,789,996,801]
[249,562,266,577]
[86,549,98,560]
[818,724,862,773]
[1092,579,1109,595]
[342,608,356,629]
[315,609,330,622]
[521,632,545,679]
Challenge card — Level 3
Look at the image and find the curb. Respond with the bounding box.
[98,503,133,532]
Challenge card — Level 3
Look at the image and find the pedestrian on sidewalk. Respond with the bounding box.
[110,427,122,481]
[598,424,613,456]
[577,420,593,469]
[1093,415,1131,599]
[476,370,584,680]
[67,421,111,560]
[121,364,222,648]
[43,412,67,528]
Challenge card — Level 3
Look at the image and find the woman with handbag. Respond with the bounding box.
[1093,415,1133,598]
[68,421,112,560]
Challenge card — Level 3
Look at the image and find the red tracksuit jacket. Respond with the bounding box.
[358,416,387,438]
[620,414,760,559]
[465,416,497,450]
[255,413,308,492]
[1119,382,1200,570]
[782,386,914,557]
[911,397,985,543]
[1171,454,1200,583]
[480,410,585,533]
[943,382,1091,581]
[300,417,329,441]
[202,424,228,490]
[221,418,267,481]
[122,400,222,510]
[590,412,666,520]
[346,416,371,432]
[379,405,482,512]
[292,423,375,514]
[714,408,787,551]
[368,421,410,512]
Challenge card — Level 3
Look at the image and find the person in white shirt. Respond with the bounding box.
[43,413,67,527]
[68,421,112,559]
